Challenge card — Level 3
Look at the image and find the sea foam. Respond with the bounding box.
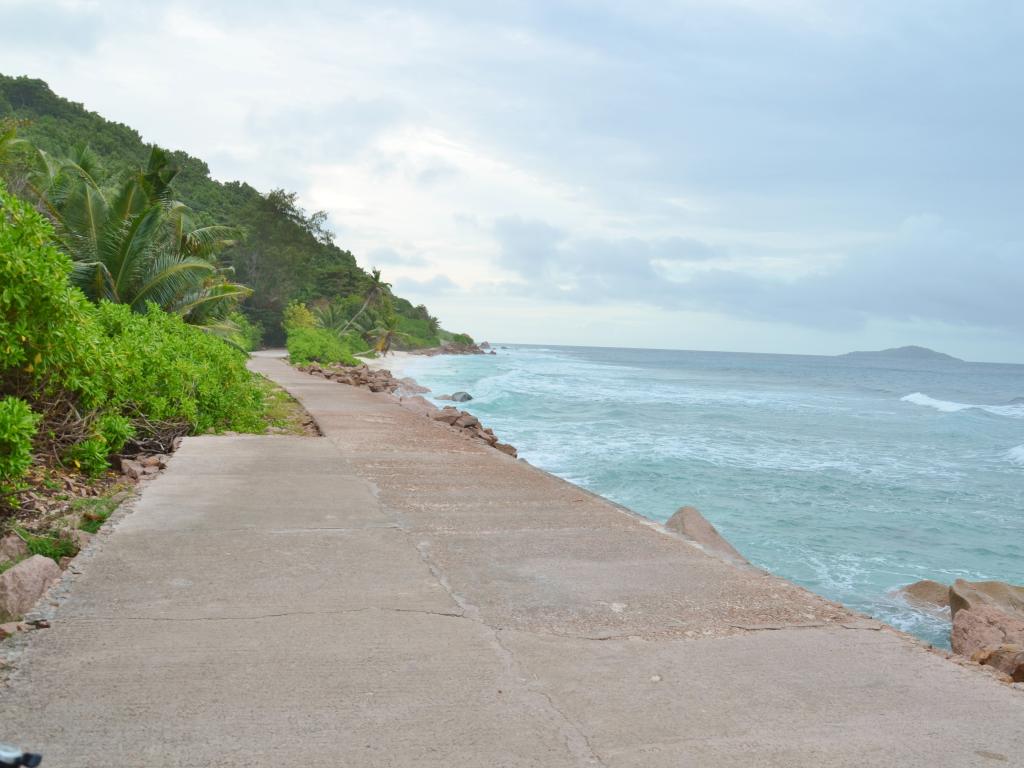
[901,392,1024,419]
[1007,445,1024,466]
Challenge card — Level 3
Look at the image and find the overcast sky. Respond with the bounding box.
[4,1,1023,361]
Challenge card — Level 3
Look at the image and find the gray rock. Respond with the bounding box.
[0,555,61,621]
[451,392,473,402]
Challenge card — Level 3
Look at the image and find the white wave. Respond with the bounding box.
[1006,445,1024,466]
[901,392,1024,419]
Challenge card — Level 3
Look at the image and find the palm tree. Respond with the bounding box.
[31,146,250,323]
[370,313,410,356]
[340,268,391,334]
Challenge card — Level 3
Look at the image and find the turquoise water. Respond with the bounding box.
[395,345,1024,647]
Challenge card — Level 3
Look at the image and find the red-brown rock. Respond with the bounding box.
[665,506,748,566]
[951,604,1024,658]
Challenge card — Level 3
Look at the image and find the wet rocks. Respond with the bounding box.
[897,579,951,613]
[0,555,61,621]
[432,407,462,425]
[451,391,473,402]
[665,506,748,566]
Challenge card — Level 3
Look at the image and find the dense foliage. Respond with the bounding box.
[0,74,468,345]
[0,184,263,495]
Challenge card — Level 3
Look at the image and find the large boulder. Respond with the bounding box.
[665,506,747,566]
[897,579,951,612]
[454,412,480,429]
[951,603,1024,658]
[949,579,1024,620]
[0,533,28,564]
[431,407,461,425]
[0,555,61,621]
[451,391,473,402]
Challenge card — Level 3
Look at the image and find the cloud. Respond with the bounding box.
[366,247,430,267]
[391,274,460,296]
[492,214,1024,333]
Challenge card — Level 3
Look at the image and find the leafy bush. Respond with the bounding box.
[0,397,39,494]
[282,300,318,333]
[448,332,475,346]
[0,182,266,485]
[286,326,359,366]
[226,310,263,352]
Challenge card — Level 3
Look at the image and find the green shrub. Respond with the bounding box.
[227,310,263,352]
[0,397,39,494]
[286,326,359,366]
[282,300,318,332]
[14,526,77,562]
[0,182,266,482]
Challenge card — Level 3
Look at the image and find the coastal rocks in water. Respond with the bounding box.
[951,604,1024,658]
[0,533,29,564]
[0,555,61,621]
[451,391,473,402]
[479,341,491,349]
[949,579,1024,620]
[494,442,517,457]
[897,579,951,613]
[665,506,748,566]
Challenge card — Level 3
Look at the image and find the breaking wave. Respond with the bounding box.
[901,392,1024,419]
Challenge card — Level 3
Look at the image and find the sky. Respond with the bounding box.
[3,0,1023,362]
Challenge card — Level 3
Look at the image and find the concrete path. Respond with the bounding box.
[2,353,1022,767]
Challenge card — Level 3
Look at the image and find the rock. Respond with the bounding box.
[0,533,28,564]
[0,621,28,639]
[494,442,518,457]
[431,407,461,426]
[451,391,473,402]
[949,579,1024,620]
[479,341,491,349]
[120,458,145,480]
[897,579,950,611]
[66,529,92,549]
[973,644,1024,682]
[951,604,1024,658]
[435,394,454,401]
[454,412,480,429]
[489,350,497,355]
[665,506,748,566]
[0,555,61,621]
[58,557,73,570]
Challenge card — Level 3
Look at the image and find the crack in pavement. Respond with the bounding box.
[63,606,467,623]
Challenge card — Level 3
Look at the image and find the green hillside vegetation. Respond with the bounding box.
[0,73,470,347]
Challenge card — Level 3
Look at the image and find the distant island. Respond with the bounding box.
[838,345,963,363]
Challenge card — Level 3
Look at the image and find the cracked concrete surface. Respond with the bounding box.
[1,354,1022,767]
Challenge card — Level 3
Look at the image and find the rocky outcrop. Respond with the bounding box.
[412,342,486,356]
[451,392,473,402]
[897,579,951,612]
[303,363,401,394]
[0,555,61,621]
[665,507,747,566]
[947,579,1024,679]
[951,604,1024,656]
[949,579,1024,620]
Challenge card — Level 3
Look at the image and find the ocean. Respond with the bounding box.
[393,345,1024,647]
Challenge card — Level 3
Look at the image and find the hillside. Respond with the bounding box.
[0,74,460,346]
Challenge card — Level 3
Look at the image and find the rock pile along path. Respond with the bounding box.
[3,352,1022,767]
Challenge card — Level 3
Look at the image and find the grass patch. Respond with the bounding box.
[0,558,19,575]
[13,527,77,562]
[257,377,317,436]
[72,496,120,534]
